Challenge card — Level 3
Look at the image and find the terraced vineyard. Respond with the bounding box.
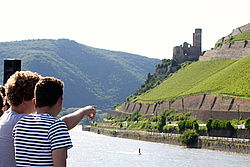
[135,55,250,103]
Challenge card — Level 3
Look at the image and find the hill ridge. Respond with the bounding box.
[0,39,160,111]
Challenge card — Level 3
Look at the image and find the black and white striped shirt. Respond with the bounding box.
[13,113,72,167]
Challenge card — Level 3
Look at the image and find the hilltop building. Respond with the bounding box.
[173,29,202,64]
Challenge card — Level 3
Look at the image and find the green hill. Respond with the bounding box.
[0,39,160,111]
[134,55,250,103]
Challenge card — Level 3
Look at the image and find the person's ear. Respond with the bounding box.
[58,96,63,105]
[32,98,36,105]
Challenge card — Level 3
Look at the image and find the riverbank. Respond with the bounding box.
[86,126,250,154]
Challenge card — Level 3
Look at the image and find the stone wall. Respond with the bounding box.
[176,110,250,122]
[217,23,250,43]
[183,94,203,110]
[90,127,250,154]
[111,94,250,121]
[231,23,250,36]
[219,41,250,49]
[199,47,250,61]
[107,110,130,118]
[155,101,171,115]
[201,23,250,61]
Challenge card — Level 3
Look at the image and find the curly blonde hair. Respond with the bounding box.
[5,71,41,106]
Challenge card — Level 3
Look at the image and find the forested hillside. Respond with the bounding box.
[0,39,160,111]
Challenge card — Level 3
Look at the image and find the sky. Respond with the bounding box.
[0,0,249,60]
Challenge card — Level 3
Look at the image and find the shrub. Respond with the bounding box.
[178,129,199,145]
[178,120,186,132]
[245,117,250,130]
[139,121,152,130]
[223,121,234,130]
[157,115,166,132]
[127,110,141,122]
[163,125,169,132]
[206,119,234,131]
[165,111,192,122]
[163,125,177,133]
[148,115,159,122]
[211,119,220,129]
[192,120,199,131]
[178,120,199,132]
[206,118,213,131]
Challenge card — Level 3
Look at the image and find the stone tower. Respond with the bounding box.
[173,29,202,64]
[193,28,202,55]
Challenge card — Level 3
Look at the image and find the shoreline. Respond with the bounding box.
[85,126,250,155]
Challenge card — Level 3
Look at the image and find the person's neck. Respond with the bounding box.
[11,105,31,114]
[36,106,55,116]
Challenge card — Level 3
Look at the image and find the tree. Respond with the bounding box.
[178,129,199,145]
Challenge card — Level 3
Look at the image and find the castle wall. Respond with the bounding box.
[187,47,200,60]
[173,46,185,63]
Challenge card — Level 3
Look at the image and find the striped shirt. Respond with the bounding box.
[13,113,72,167]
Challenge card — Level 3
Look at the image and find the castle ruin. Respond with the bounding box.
[173,29,202,64]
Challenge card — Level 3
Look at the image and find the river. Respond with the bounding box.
[67,126,250,167]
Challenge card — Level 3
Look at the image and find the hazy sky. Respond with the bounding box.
[0,0,249,59]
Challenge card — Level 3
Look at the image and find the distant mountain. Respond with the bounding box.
[0,39,160,111]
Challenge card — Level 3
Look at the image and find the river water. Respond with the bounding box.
[67,126,250,167]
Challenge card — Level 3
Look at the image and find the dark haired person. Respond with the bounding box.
[13,77,76,166]
[0,71,96,167]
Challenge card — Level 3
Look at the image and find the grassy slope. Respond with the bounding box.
[136,55,250,103]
